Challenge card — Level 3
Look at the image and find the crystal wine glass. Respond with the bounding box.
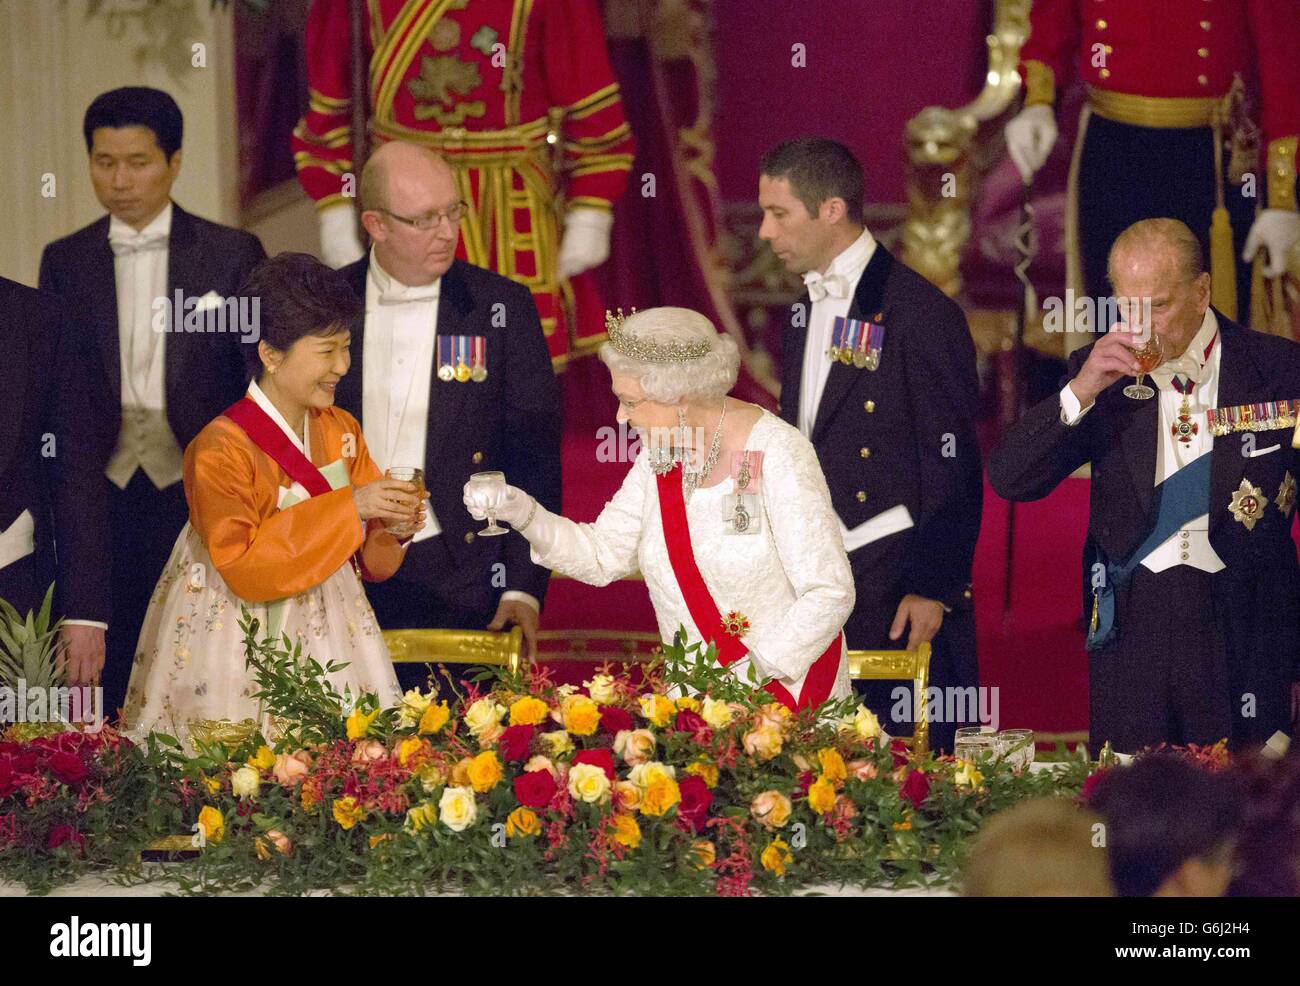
[1123,331,1165,400]
[468,471,508,536]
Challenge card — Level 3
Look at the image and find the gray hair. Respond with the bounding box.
[598,306,740,404]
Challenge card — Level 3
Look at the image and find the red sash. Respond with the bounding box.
[655,468,843,711]
[222,397,331,497]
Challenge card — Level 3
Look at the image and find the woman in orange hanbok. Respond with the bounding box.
[121,254,425,740]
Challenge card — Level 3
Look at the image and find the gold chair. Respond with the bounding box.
[382,627,524,675]
[847,642,932,759]
[535,629,662,665]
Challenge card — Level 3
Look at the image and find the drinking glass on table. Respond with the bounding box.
[384,467,426,538]
[997,729,1035,770]
[954,734,998,764]
[1123,329,1165,400]
[468,471,509,536]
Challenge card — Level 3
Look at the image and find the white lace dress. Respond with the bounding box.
[531,411,855,704]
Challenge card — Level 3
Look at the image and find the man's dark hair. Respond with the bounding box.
[1089,755,1242,897]
[760,137,865,224]
[83,87,184,160]
[1228,750,1300,897]
[238,252,361,378]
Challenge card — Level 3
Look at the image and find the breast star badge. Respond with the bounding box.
[1228,478,1269,530]
[1277,471,1296,519]
[721,611,751,638]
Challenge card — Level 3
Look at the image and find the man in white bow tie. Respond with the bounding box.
[761,137,984,754]
[991,218,1300,752]
[39,87,265,719]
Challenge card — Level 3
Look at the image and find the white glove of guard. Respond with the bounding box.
[318,202,366,269]
[1004,103,1059,182]
[1242,209,1300,278]
[557,206,613,279]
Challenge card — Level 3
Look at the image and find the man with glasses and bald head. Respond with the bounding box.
[334,141,562,686]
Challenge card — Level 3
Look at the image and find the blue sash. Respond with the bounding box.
[1086,452,1212,651]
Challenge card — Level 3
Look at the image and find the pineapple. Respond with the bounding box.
[0,584,67,737]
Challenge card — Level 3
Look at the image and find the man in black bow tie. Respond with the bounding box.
[990,218,1300,752]
[760,137,984,754]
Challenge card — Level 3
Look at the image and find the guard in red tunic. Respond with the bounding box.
[292,0,635,367]
[1005,0,1300,329]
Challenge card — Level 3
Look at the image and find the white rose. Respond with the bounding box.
[628,761,676,790]
[397,688,432,728]
[539,730,574,757]
[523,755,558,778]
[567,763,612,803]
[464,698,506,736]
[613,728,657,767]
[583,673,619,705]
[438,785,478,832]
[230,765,260,799]
[701,697,735,728]
[850,704,882,741]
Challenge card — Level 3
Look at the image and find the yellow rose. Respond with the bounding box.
[201,774,220,796]
[509,696,550,726]
[628,761,677,790]
[954,760,984,789]
[742,724,783,761]
[418,701,450,735]
[368,834,392,849]
[538,730,574,758]
[506,807,541,838]
[640,776,682,817]
[345,706,379,741]
[675,696,701,713]
[583,674,619,706]
[197,805,224,844]
[685,760,719,788]
[613,728,657,767]
[404,801,439,833]
[463,697,506,737]
[247,745,276,771]
[808,777,837,815]
[332,796,365,830]
[611,813,641,849]
[750,790,792,830]
[761,837,793,877]
[466,750,503,793]
[846,704,882,742]
[637,694,676,728]
[397,736,430,767]
[700,697,735,728]
[438,786,478,832]
[614,780,643,812]
[397,688,431,728]
[450,757,474,787]
[254,837,272,861]
[567,762,612,804]
[230,765,260,800]
[561,694,601,736]
[415,762,446,793]
[817,748,847,785]
[755,703,792,732]
[523,755,558,778]
[690,840,716,869]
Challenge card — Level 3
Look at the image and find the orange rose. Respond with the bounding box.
[611,814,641,849]
[466,750,503,793]
[505,807,541,838]
[808,777,837,815]
[750,790,792,830]
[272,750,312,787]
[614,780,643,813]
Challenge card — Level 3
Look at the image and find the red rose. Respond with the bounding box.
[673,709,710,738]
[599,707,632,734]
[0,742,21,758]
[47,824,85,854]
[889,739,911,767]
[12,751,38,774]
[498,724,535,762]
[899,769,931,809]
[1081,769,1109,805]
[48,751,88,785]
[676,775,714,833]
[794,770,814,799]
[0,760,18,798]
[513,769,557,809]
[572,747,616,781]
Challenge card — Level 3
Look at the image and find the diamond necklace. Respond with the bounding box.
[681,401,727,501]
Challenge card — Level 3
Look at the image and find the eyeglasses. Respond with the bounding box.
[617,396,649,412]
[378,201,468,231]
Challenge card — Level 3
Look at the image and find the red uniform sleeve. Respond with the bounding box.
[539,0,635,211]
[1019,0,1082,106]
[1248,0,1300,209]
[292,0,364,210]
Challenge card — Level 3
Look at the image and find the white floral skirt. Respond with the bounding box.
[119,523,402,743]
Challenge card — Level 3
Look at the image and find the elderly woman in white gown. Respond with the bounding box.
[463,307,854,710]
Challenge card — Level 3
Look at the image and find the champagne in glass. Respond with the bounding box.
[385,467,425,539]
[468,471,508,536]
[1123,331,1165,400]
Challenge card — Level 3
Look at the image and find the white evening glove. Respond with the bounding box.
[1004,103,1059,182]
[1242,209,1300,277]
[557,206,613,279]
[318,202,366,269]
[462,481,563,555]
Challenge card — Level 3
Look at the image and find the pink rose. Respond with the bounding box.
[272,750,313,787]
[613,729,656,767]
[351,739,388,764]
[848,759,878,782]
[266,829,293,856]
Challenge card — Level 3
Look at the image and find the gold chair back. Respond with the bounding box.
[846,642,932,758]
[382,627,524,675]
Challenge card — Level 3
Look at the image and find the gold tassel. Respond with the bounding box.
[1209,113,1237,320]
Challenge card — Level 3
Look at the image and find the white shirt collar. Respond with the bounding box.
[247,379,308,454]
[1184,308,1219,369]
[810,227,876,283]
[108,201,173,245]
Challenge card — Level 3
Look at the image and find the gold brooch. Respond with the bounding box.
[1229,478,1269,530]
[721,611,751,638]
[1278,471,1296,518]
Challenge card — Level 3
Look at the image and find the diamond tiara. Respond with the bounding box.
[605,308,711,363]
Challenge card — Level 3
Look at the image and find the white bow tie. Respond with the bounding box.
[377,284,440,306]
[109,231,168,257]
[1151,355,1205,386]
[804,271,850,303]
